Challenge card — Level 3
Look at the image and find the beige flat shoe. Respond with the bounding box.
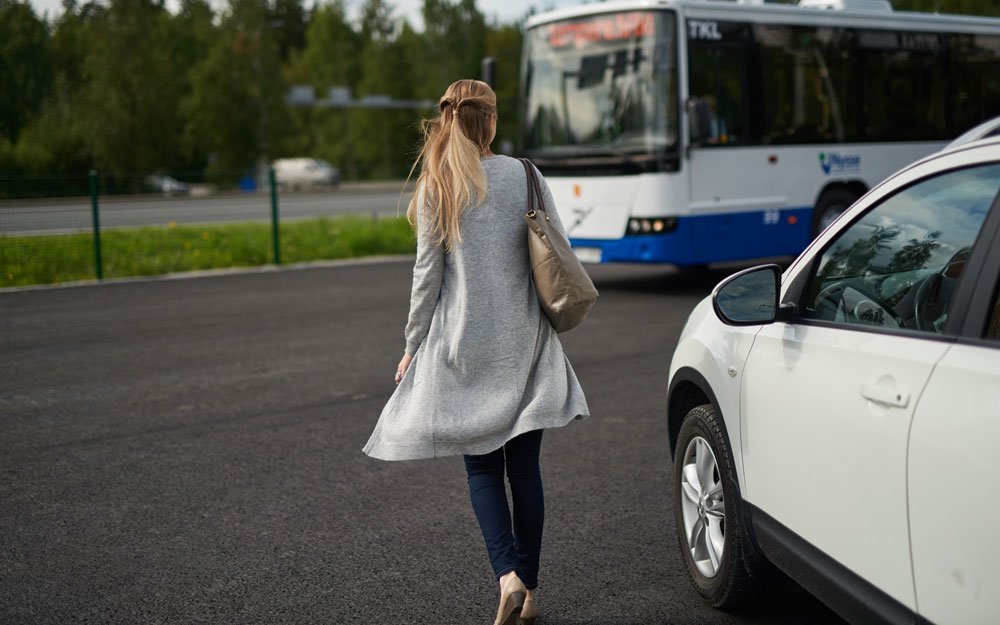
[518,595,537,625]
[493,574,527,625]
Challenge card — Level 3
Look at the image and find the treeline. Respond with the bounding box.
[0,0,523,186]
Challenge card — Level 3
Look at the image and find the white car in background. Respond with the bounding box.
[666,136,1000,624]
[144,174,190,195]
[272,158,340,191]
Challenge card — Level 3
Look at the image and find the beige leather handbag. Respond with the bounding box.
[520,159,599,333]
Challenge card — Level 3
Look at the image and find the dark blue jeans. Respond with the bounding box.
[463,429,544,590]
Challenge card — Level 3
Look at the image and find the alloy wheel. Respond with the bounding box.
[679,436,726,578]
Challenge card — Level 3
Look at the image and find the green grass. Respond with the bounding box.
[1,216,416,288]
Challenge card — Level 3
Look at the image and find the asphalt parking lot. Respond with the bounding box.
[0,259,845,624]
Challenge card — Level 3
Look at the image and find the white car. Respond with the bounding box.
[667,136,1000,625]
[272,157,340,190]
[947,115,1000,150]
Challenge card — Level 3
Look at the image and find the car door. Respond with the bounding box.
[907,192,1000,625]
[740,162,1000,611]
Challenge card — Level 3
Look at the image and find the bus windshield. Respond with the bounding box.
[523,11,678,158]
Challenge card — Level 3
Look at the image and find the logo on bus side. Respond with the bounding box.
[688,20,722,41]
[819,152,861,176]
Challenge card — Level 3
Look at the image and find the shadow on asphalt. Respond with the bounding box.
[587,259,795,297]
[593,269,728,296]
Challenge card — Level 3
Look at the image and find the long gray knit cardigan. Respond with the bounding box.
[363,155,590,460]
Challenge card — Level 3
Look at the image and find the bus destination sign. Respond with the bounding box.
[548,12,654,48]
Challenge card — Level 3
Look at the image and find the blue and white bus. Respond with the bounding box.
[520,0,1000,267]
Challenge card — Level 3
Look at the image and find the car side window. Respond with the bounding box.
[802,163,1000,335]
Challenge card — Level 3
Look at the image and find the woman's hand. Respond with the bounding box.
[394,353,413,385]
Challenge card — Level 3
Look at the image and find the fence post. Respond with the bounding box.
[269,166,281,265]
[89,170,103,280]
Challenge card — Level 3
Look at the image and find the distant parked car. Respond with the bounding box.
[144,174,190,195]
[272,158,340,191]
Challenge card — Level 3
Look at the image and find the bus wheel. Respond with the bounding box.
[812,188,857,237]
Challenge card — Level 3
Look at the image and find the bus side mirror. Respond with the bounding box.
[686,97,709,147]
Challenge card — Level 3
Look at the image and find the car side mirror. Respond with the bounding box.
[712,264,783,326]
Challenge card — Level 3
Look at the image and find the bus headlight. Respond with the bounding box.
[626,217,677,236]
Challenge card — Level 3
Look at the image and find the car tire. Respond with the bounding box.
[674,404,776,609]
[811,188,858,237]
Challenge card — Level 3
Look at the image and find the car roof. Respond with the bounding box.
[904,135,1000,176]
[945,117,1000,150]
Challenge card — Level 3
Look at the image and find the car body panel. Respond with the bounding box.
[908,342,1000,624]
[946,115,1000,150]
[668,297,761,490]
[740,322,947,610]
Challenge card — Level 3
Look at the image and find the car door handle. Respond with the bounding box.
[860,384,910,408]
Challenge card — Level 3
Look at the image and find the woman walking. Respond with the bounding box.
[363,79,590,625]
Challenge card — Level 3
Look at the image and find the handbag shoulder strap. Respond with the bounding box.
[519,158,546,214]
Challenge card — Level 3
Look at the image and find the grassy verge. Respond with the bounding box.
[1,215,416,288]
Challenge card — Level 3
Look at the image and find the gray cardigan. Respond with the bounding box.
[363,155,590,461]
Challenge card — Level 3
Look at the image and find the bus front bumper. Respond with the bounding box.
[568,207,813,267]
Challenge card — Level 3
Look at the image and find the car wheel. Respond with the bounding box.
[812,188,858,237]
[674,404,772,608]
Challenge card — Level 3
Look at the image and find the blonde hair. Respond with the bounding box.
[405,79,497,251]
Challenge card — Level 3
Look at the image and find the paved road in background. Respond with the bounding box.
[0,261,846,624]
[0,188,407,235]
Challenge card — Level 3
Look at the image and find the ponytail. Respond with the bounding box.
[405,79,497,251]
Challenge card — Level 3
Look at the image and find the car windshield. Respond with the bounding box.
[522,11,678,157]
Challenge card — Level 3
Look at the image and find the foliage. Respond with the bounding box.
[0,0,53,143]
[2,0,997,193]
[78,0,184,180]
[183,0,291,182]
[485,23,523,151]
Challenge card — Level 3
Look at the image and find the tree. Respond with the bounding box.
[270,0,308,62]
[352,0,420,179]
[419,0,486,98]
[166,0,217,171]
[485,23,522,152]
[12,74,90,175]
[184,0,291,181]
[48,1,102,94]
[886,231,943,274]
[287,0,361,174]
[292,0,359,89]
[77,0,185,177]
[0,0,53,143]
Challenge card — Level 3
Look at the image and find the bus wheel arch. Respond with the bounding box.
[811,181,866,237]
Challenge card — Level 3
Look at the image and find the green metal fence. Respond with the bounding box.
[0,169,416,288]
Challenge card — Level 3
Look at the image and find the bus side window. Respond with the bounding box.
[949,33,1000,136]
[755,24,856,145]
[858,29,948,141]
[688,45,747,146]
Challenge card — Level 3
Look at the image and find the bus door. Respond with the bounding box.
[686,20,785,260]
